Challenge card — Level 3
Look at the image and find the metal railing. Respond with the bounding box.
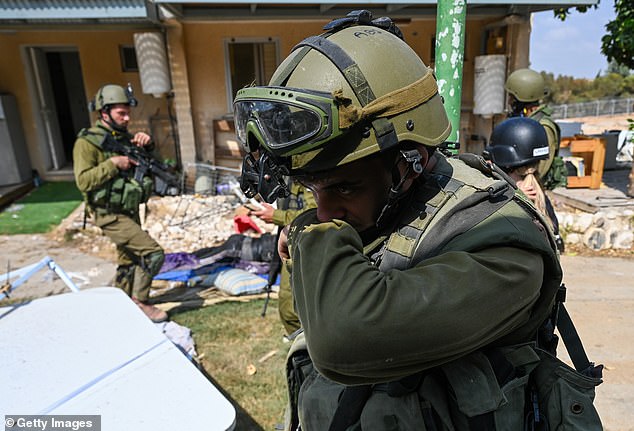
[552,98,634,119]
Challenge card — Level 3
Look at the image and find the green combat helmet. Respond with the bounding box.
[89,84,137,112]
[235,10,451,202]
[504,68,547,103]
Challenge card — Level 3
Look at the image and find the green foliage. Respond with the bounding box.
[541,70,634,105]
[0,182,82,234]
[607,59,631,76]
[552,4,597,21]
[601,0,634,69]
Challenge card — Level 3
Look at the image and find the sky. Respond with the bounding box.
[529,0,617,79]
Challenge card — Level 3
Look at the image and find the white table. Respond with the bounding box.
[0,287,236,430]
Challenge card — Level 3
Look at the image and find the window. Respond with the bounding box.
[225,38,278,111]
[119,45,138,72]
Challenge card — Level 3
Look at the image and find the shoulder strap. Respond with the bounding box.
[77,127,107,150]
[531,108,561,142]
[551,284,603,378]
[378,154,516,271]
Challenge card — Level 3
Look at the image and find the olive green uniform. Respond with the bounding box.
[73,120,164,301]
[283,155,603,430]
[271,181,316,335]
[530,106,566,190]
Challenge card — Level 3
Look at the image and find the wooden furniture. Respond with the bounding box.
[561,137,606,189]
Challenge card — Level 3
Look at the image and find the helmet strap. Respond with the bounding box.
[375,149,423,228]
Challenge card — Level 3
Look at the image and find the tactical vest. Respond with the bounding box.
[77,127,153,215]
[279,180,307,211]
[284,154,602,431]
[531,107,567,190]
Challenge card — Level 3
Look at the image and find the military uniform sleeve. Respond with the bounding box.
[73,138,118,193]
[289,214,545,385]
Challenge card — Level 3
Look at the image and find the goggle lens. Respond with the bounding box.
[234,100,323,151]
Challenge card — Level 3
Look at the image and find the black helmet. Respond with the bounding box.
[485,117,549,169]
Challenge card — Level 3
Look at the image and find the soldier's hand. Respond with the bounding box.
[110,155,137,170]
[131,132,152,147]
[251,202,275,223]
[278,226,290,260]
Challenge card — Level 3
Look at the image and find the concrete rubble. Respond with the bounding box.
[57,184,632,257]
[60,194,275,257]
[143,194,274,253]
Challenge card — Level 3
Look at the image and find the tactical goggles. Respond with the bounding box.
[234,86,342,156]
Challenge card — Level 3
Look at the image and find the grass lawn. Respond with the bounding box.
[171,298,289,430]
[0,181,82,234]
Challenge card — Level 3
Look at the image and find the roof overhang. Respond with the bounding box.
[152,0,600,21]
[0,0,600,25]
[0,0,160,26]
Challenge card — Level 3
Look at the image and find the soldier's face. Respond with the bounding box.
[103,104,131,129]
[298,156,393,233]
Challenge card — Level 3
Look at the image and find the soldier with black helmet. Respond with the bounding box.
[236,11,601,431]
[505,68,567,190]
[485,117,565,252]
[73,84,167,323]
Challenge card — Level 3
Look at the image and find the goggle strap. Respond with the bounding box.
[294,35,376,106]
[270,45,312,86]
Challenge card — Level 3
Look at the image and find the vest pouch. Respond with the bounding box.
[297,368,344,431]
[91,176,125,210]
[142,175,154,203]
[531,348,603,430]
[359,390,429,431]
[439,345,541,430]
[90,186,109,208]
[121,180,144,213]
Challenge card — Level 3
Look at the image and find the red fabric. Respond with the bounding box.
[233,214,262,234]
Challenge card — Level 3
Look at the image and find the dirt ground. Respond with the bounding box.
[1,226,632,430]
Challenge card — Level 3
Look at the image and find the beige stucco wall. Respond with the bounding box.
[0,26,169,180]
[0,15,532,178]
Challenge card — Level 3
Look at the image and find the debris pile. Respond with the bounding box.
[54,194,275,259]
[144,194,274,253]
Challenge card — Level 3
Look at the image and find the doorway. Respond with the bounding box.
[26,47,89,172]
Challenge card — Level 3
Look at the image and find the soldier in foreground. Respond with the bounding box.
[237,11,602,430]
[73,84,167,323]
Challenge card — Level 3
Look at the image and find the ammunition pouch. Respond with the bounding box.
[90,175,153,215]
[530,348,603,430]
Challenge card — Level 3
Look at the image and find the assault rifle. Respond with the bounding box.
[101,134,181,196]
